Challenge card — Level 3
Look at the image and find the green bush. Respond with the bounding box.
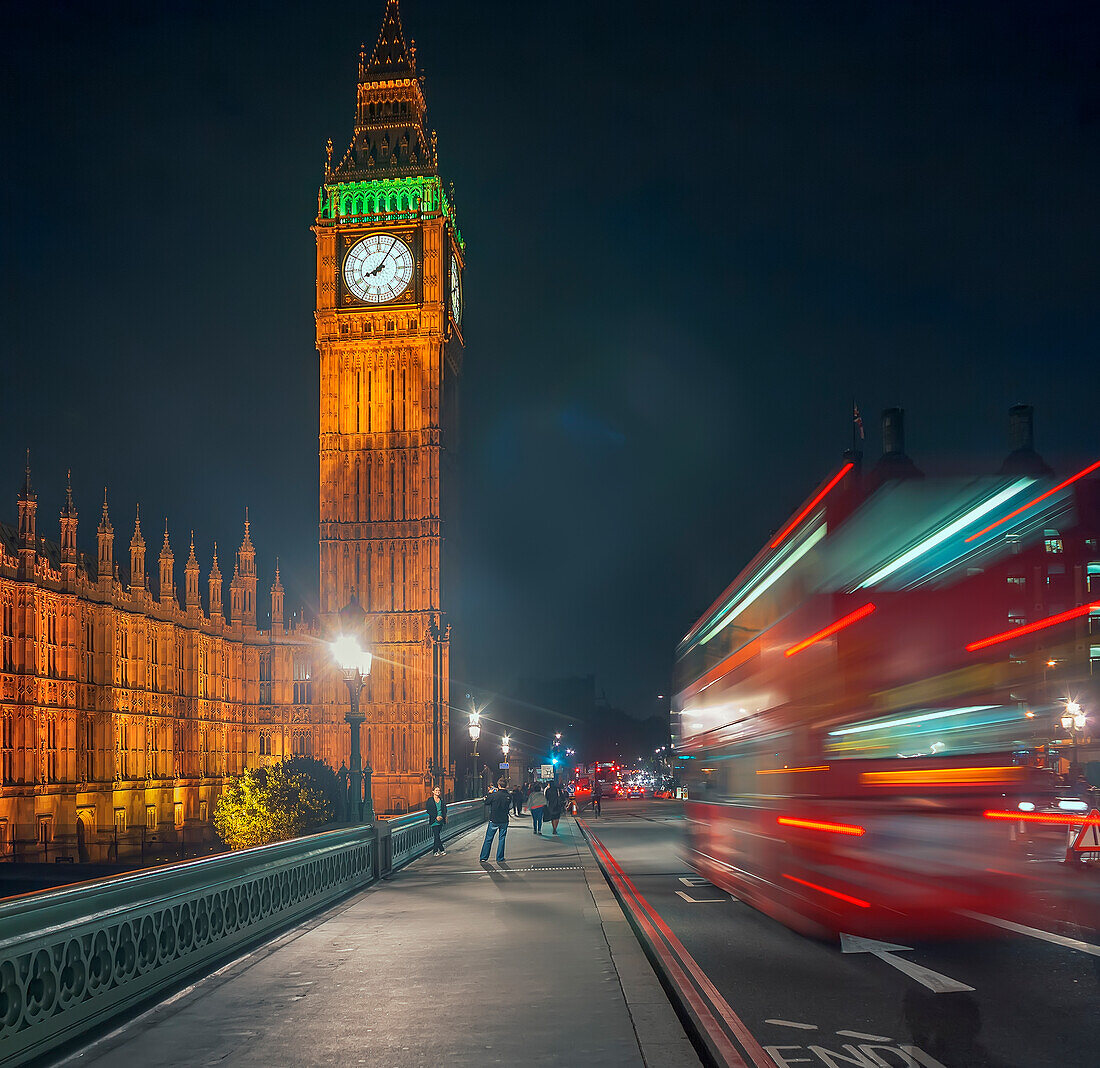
[214,759,337,851]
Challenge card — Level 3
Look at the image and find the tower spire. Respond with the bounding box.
[361,0,415,80]
[330,0,432,182]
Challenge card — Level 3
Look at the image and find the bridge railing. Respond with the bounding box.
[0,825,374,1068]
[386,797,486,871]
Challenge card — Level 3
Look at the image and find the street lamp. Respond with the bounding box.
[501,733,510,758]
[330,634,374,823]
[468,710,481,796]
[1059,700,1088,774]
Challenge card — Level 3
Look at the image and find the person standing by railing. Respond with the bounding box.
[426,786,447,856]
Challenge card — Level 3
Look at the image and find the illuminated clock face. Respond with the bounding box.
[344,234,415,303]
[450,252,462,326]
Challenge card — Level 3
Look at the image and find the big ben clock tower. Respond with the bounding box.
[314,0,463,812]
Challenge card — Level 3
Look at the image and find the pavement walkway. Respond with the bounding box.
[54,814,701,1068]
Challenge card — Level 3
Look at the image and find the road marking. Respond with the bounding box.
[679,875,713,887]
[958,909,1100,956]
[766,1019,818,1030]
[836,1030,893,1042]
[448,865,583,874]
[676,890,726,903]
[840,933,975,993]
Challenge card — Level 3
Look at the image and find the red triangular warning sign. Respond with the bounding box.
[1071,809,1100,852]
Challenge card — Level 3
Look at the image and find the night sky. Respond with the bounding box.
[2,1,1098,718]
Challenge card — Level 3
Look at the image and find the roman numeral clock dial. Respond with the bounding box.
[343,233,414,303]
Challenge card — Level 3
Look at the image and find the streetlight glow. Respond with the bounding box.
[331,634,372,677]
[329,631,374,823]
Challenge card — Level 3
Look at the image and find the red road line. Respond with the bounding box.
[582,821,774,1068]
[581,827,748,1067]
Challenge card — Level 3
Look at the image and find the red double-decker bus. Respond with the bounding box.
[674,436,1099,938]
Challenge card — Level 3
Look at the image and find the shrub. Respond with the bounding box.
[214,759,336,851]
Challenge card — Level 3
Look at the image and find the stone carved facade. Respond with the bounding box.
[0,471,330,862]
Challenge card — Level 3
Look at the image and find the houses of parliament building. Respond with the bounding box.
[0,0,462,861]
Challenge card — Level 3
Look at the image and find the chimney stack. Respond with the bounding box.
[1008,404,1034,452]
[881,407,906,457]
[1000,403,1051,476]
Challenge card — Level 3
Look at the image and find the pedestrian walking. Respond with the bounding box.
[479,777,511,862]
[545,778,565,835]
[511,783,524,817]
[528,783,547,835]
[426,785,447,855]
[592,780,603,818]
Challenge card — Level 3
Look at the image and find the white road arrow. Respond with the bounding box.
[840,933,975,993]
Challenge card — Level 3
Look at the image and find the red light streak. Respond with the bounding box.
[782,873,871,908]
[984,809,1096,827]
[965,602,1100,652]
[777,816,866,837]
[964,459,1100,543]
[784,602,876,657]
[769,462,854,549]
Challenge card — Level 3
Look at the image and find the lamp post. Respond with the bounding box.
[468,710,481,799]
[1059,699,1088,774]
[331,634,373,823]
[501,733,510,784]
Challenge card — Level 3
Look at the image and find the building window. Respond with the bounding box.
[146,805,157,832]
[44,609,58,677]
[1008,612,1027,629]
[81,717,94,782]
[83,619,95,683]
[2,714,13,784]
[45,718,58,783]
[259,733,269,757]
[1092,646,1100,676]
[293,656,311,705]
[0,819,9,856]
[176,635,185,694]
[1044,530,1063,554]
[1006,575,1025,587]
[199,800,208,823]
[114,808,126,834]
[119,629,129,687]
[3,600,15,672]
[37,816,53,846]
[259,650,272,705]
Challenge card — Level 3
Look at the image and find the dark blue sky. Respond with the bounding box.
[2,1,1098,715]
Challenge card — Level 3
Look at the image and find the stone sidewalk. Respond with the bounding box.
[53,815,700,1067]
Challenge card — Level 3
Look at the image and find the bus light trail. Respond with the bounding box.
[781,874,871,908]
[965,602,1100,652]
[964,459,1100,542]
[756,765,829,776]
[769,462,853,549]
[784,602,876,657]
[777,816,866,837]
[984,810,1098,827]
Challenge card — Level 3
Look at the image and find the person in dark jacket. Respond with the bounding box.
[544,778,565,835]
[426,786,447,856]
[480,778,511,862]
[511,784,524,817]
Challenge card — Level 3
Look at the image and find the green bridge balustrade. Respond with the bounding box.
[0,800,485,1067]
